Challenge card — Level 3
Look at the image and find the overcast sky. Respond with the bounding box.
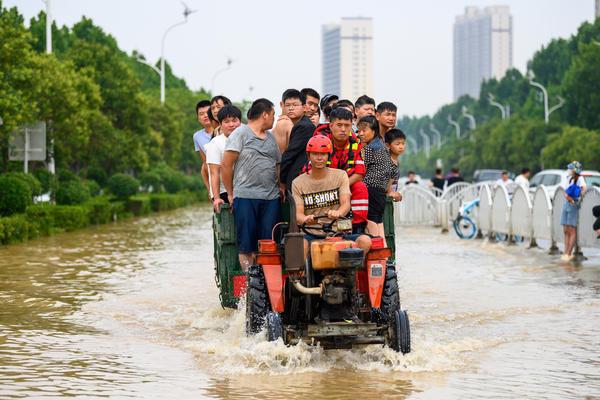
[8,0,595,116]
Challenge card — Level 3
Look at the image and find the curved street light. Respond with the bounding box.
[429,123,442,149]
[461,106,477,143]
[210,58,234,94]
[548,95,565,120]
[447,114,461,140]
[136,3,196,104]
[419,128,431,159]
[406,136,418,154]
[488,93,508,120]
[529,74,565,124]
[461,106,477,130]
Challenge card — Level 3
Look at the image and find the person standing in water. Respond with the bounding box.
[560,161,586,262]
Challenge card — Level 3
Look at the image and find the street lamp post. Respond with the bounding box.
[461,106,476,142]
[461,106,476,130]
[548,95,565,120]
[41,0,52,53]
[136,3,196,104]
[419,128,431,159]
[529,78,549,123]
[529,76,565,124]
[407,136,418,154]
[429,123,442,149]
[210,58,234,94]
[447,114,461,140]
[488,93,508,120]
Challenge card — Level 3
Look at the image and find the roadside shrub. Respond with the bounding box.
[33,169,58,194]
[57,169,79,183]
[149,192,196,212]
[107,173,139,199]
[109,200,132,220]
[86,166,108,187]
[0,214,29,244]
[126,196,151,216]
[26,205,55,237]
[0,175,31,216]
[84,179,101,197]
[51,205,89,231]
[163,171,185,194]
[86,197,112,224]
[7,172,42,197]
[139,171,162,192]
[56,180,90,205]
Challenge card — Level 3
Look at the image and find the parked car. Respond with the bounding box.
[529,169,600,198]
[473,169,514,183]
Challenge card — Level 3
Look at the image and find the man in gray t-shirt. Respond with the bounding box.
[225,124,281,200]
[221,99,281,271]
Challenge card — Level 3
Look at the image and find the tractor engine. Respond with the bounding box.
[310,242,365,321]
[321,272,353,305]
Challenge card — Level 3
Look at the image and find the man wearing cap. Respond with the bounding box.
[292,135,371,257]
[320,94,339,123]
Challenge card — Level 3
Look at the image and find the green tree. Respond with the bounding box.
[541,126,600,170]
[562,43,600,130]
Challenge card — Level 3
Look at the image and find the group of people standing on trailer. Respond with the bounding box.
[192,90,407,271]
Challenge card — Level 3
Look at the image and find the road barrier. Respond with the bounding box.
[395,183,600,253]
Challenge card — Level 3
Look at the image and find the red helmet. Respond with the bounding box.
[306,134,332,153]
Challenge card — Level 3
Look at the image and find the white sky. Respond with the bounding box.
[7,0,595,116]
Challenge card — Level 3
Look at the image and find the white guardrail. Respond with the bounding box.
[395,183,600,252]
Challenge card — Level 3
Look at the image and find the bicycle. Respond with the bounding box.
[453,198,480,240]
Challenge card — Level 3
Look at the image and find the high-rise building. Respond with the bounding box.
[322,17,373,101]
[596,0,600,18]
[453,6,513,100]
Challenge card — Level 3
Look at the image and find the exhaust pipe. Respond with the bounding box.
[293,280,322,295]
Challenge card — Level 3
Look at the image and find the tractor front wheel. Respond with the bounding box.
[266,312,283,341]
[390,309,411,354]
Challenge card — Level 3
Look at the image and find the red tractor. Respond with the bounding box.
[213,199,410,353]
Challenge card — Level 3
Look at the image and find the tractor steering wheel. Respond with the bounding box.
[300,215,351,239]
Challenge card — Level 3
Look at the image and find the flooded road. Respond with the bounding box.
[1,205,599,399]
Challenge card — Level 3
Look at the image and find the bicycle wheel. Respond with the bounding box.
[453,216,477,239]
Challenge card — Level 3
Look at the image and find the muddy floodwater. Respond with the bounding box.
[1,205,599,399]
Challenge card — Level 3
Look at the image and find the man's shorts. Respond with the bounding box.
[233,197,280,253]
[367,186,387,224]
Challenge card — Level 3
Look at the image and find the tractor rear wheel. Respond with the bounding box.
[380,263,400,319]
[246,265,270,335]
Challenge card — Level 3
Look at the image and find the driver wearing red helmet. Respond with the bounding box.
[292,135,372,257]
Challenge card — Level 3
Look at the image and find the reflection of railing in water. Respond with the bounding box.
[395,183,600,253]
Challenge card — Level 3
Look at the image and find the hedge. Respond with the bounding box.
[0,191,200,245]
[0,175,32,216]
